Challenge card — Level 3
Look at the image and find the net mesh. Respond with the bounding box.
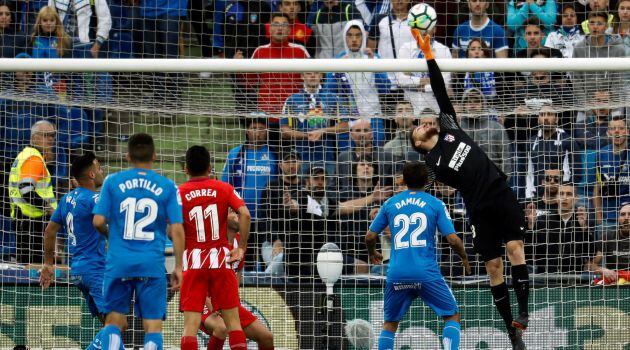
[1,0,630,349]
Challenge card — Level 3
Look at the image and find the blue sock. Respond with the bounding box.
[442,320,461,350]
[144,332,163,350]
[100,325,123,350]
[378,329,395,350]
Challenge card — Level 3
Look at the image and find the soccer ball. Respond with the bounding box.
[407,3,438,33]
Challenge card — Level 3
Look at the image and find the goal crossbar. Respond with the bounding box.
[1,58,630,73]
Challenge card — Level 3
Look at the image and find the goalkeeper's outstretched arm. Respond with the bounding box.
[411,30,459,130]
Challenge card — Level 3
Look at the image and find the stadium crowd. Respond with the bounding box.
[0,0,629,283]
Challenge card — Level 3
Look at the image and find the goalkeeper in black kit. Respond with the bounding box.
[408,30,529,350]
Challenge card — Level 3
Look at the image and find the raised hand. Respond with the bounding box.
[411,29,434,60]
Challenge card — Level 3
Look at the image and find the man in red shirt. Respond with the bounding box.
[179,145,252,350]
[264,0,314,54]
[247,12,310,117]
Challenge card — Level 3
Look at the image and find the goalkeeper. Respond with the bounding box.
[408,30,529,350]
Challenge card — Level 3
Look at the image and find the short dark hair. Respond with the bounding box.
[186,145,212,176]
[270,12,291,22]
[71,151,96,179]
[347,24,363,34]
[465,37,492,58]
[524,16,544,31]
[528,47,552,58]
[588,11,609,22]
[402,161,429,189]
[128,133,155,163]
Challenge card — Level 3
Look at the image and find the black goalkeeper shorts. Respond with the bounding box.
[469,186,526,262]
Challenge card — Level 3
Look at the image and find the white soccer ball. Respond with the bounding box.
[345,319,374,349]
[407,3,438,33]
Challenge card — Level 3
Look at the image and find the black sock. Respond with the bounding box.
[491,282,514,331]
[511,264,530,317]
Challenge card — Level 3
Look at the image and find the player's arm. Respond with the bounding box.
[93,215,109,237]
[365,230,383,264]
[40,220,62,289]
[445,233,472,276]
[230,205,251,262]
[168,222,186,290]
[593,169,604,224]
[411,30,459,130]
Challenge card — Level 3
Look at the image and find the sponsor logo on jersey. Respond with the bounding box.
[448,142,471,171]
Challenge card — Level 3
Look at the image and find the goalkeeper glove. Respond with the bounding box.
[411,29,435,60]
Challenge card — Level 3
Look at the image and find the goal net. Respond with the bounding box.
[1,1,629,349]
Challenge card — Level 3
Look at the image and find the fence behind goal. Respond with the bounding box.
[1,0,630,349]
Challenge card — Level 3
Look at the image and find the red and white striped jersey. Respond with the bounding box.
[179,177,245,270]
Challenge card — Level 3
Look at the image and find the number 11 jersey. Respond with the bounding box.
[178,177,245,270]
[93,168,183,278]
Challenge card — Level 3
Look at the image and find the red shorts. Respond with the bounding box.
[179,268,240,312]
[199,305,258,335]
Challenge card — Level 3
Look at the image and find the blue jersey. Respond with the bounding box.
[452,19,509,58]
[369,190,455,283]
[51,187,105,275]
[93,168,183,278]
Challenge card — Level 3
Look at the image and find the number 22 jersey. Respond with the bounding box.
[93,168,183,278]
[178,177,245,270]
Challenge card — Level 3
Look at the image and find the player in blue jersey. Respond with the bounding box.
[88,133,186,350]
[366,161,471,350]
[40,152,107,321]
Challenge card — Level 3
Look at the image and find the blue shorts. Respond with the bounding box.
[383,279,458,322]
[71,272,105,317]
[103,276,167,320]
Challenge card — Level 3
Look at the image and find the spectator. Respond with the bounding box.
[281,71,349,173]
[367,0,413,60]
[338,155,392,274]
[572,11,626,105]
[395,25,451,115]
[281,163,339,276]
[337,119,392,189]
[586,203,630,283]
[8,120,58,265]
[222,117,279,221]
[454,38,505,104]
[525,168,561,228]
[529,182,592,275]
[613,0,630,55]
[213,0,271,59]
[544,3,585,58]
[382,100,423,163]
[525,105,579,199]
[580,0,614,34]
[459,88,512,178]
[451,0,509,58]
[574,89,623,151]
[248,12,310,116]
[265,0,315,55]
[222,116,279,265]
[325,20,389,126]
[594,117,629,225]
[507,0,557,52]
[47,0,111,58]
[355,0,389,26]
[311,0,363,58]
[262,150,302,243]
[31,6,72,59]
[0,2,27,58]
[515,17,563,59]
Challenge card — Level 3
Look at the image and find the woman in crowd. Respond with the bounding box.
[0,2,27,58]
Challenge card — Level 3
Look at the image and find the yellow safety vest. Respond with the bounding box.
[8,146,58,219]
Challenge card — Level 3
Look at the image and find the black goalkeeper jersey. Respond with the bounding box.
[423,59,508,209]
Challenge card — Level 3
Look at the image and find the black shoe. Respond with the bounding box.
[509,328,527,350]
[512,313,529,330]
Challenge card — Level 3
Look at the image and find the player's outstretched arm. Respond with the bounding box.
[169,223,185,290]
[365,231,383,265]
[230,205,251,263]
[411,30,458,127]
[93,215,109,237]
[445,233,472,275]
[40,221,62,289]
